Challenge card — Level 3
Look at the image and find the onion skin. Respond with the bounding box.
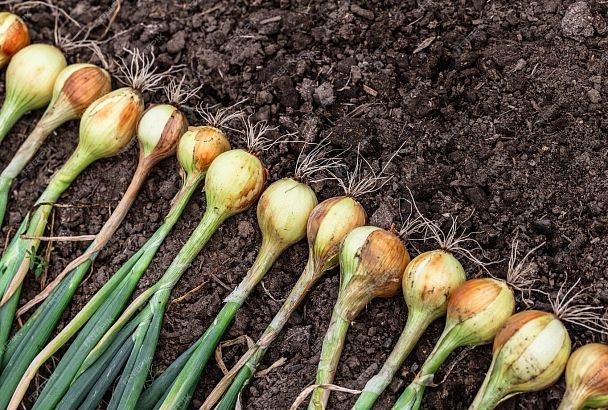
[204,149,267,216]
[469,310,571,410]
[255,177,317,248]
[335,226,409,320]
[137,104,187,163]
[177,126,231,177]
[78,88,144,161]
[446,278,515,346]
[558,343,608,410]
[307,196,367,271]
[0,12,29,68]
[51,64,112,119]
[5,44,67,110]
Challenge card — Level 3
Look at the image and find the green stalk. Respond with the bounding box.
[0,175,10,228]
[0,148,94,367]
[0,109,71,228]
[211,258,319,410]
[144,240,282,410]
[0,99,27,144]
[391,331,460,410]
[57,207,227,410]
[6,173,203,410]
[309,310,350,410]
[214,346,265,410]
[353,310,433,410]
[0,217,27,366]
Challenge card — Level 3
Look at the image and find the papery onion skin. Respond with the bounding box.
[176,126,231,177]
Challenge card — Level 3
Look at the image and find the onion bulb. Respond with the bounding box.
[0,44,66,143]
[558,343,608,410]
[0,12,29,67]
[469,310,571,409]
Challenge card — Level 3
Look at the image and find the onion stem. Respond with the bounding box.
[0,100,26,143]
[138,241,282,409]
[59,207,227,409]
[0,148,94,366]
[309,310,350,409]
[40,148,266,409]
[391,334,459,410]
[0,154,163,409]
[353,310,433,409]
[140,177,318,410]
[20,172,202,410]
[209,257,322,410]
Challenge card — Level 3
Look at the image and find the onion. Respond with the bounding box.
[308,226,409,409]
[558,343,608,410]
[469,310,571,409]
[0,44,66,143]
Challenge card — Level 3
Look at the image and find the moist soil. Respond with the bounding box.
[1,1,607,409]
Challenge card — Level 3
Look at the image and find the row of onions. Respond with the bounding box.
[0,9,606,410]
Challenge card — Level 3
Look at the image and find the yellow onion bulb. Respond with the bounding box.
[446,278,515,346]
[204,149,267,216]
[0,12,29,68]
[470,310,571,409]
[256,178,318,249]
[177,126,231,178]
[77,88,143,160]
[5,44,66,111]
[306,196,367,271]
[403,250,466,320]
[46,63,112,122]
[137,104,187,162]
[558,343,608,410]
[335,226,409,320]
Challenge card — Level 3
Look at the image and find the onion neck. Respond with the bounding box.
[309,308,351,410]
[258,256,320,349]
[35,146,95,206]
[468,359,509,410]
[556,387,589,410]
[355,308,435,410]
[156,205,228,291]
[223,237,284,306]
[0,99,27,144]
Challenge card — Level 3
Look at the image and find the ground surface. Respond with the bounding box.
[1,0,607,409]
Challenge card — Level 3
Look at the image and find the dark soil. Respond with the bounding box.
[1,0,607,409]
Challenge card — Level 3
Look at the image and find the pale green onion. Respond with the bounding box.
[0,43,66,143]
